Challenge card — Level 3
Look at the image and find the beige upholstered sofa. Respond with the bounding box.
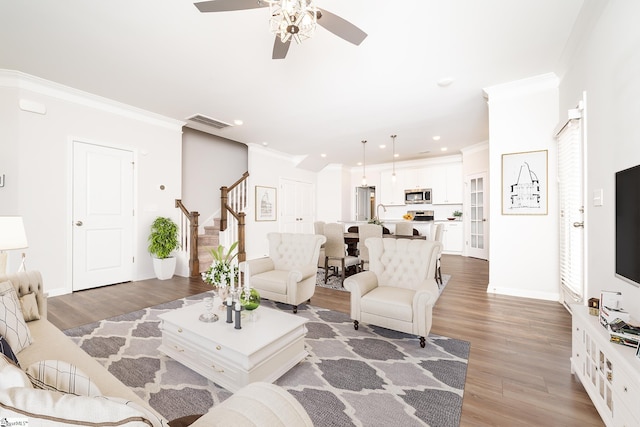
[245,232,325,313]
[0,270,313,426]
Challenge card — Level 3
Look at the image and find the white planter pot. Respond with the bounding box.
[153,257,177,280]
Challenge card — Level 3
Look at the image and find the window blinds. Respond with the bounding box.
[557,119,584,301]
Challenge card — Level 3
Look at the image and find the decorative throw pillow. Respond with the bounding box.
[0,334,20,367]
[0,353,32,389]
[0,388,159,426]
[26,359,102,397]
[0,280,33,353]
[19,291,40,321]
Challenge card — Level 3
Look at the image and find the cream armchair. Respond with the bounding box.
[343,237,442,347]
[245,232,326,313]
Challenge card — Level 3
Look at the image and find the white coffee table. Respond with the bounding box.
[158,298,308,392]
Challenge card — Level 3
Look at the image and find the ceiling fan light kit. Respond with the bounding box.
[194,0,367,59]
[268,0,318,44]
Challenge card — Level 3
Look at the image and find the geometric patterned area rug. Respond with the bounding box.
[316,269,451,294]
[64,293,470,426]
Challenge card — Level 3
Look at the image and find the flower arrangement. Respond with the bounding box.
[402,213,414,221]
[201,242,239,288]
[453,210,463,218]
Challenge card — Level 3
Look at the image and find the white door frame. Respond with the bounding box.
[67,138,137,292]
[465,172,489,260]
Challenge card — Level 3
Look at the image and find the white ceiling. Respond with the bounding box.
[0,0,586,170]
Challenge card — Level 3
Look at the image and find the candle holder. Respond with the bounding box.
[234,302,243,329]
[198,297,219,322]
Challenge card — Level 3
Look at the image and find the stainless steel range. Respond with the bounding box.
[408,210,434,221]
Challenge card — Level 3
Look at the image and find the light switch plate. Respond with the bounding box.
[593,188,603,206]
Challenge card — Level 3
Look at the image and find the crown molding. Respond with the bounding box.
[0,69,184,131]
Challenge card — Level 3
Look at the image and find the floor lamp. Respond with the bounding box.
[0,216,29,275]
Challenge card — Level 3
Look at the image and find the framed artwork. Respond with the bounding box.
[255,186,277,221]
[502,150,548,215]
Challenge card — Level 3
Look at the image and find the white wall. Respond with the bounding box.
[559,1,640,318]
[0,70,183,295]
[316,164,347,223]
[245,145,317,259]
[485,74,560,300]
[182,127,247,231]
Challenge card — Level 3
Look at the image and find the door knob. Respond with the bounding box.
[75,221,83,226]
[573,222,584,228]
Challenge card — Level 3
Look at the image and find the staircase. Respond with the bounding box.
[175,171,248,278]
[197,218,221,273]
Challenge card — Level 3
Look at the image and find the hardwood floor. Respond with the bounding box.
[48,255,602,426]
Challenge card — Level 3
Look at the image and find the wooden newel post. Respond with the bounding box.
[238,212,246,263]
[220,186,228,232]
[190,211,200,277]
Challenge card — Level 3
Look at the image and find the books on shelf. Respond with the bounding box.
[608,318,640,347]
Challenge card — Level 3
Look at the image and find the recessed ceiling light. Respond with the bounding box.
[441,147,448,152]
[394,153,399,158]
[262,141,269,146]
[437,77,455,87]
[233,119,243,126]
[432,135,441,141]
[379,144,386,149]
[357,161,363,166]
[321,153,327,158]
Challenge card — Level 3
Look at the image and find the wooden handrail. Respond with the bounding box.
[176,172,248,278]
[228,171,249,192]
[175,199,200,277]
[220,172,249,263]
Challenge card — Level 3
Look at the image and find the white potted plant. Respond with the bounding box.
[147,216,180,280]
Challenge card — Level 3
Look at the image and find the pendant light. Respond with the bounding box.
[391,134,397,182]
[361,140,367,186]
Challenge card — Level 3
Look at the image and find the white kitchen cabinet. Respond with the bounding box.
[431,163,463,204]
[571,305,640,427]
[379,171,405,206]
[437,221,463,254]
[404,168,429,189]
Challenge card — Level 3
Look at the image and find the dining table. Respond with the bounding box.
[343,232,427,256]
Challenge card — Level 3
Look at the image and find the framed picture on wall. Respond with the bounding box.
[502,150,548,215]
[255,186,277,221]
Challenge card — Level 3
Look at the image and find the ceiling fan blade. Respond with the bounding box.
[194,0,268,13]
[317,8,367,46]
[272,37,291,59]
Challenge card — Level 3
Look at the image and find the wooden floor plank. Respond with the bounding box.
[47,255,603,426]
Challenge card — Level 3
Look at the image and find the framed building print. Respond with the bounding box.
[255,186,276,221]
[502,150,548,215]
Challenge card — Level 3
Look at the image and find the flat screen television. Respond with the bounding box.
[615,164,640,287]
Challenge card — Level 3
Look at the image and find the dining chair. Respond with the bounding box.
[429,223,444,285]
[395,222,414,236]
[356,224,382,271]
[323,223,360,285]
[314,221,326,268]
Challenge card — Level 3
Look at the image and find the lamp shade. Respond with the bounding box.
[0,216,29,250]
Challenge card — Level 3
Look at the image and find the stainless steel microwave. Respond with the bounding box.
[404,188,432,204]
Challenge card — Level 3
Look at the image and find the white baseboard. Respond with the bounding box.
[486,284,560,302]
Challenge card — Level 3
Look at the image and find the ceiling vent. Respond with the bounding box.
[186,114,232,130]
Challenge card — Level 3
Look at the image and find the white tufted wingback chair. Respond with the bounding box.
[245,232,326,313]
[343,237,442,347]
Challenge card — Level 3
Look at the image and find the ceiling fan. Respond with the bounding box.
[194,0,367,59]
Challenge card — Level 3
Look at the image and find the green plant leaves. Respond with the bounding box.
[147,217,180,259]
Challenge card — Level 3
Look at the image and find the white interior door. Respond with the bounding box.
[73,141,134,291]
[280,178,314,233]
[467,172,488,260]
